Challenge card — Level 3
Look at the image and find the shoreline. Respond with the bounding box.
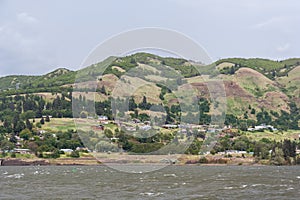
[0,154,292,166]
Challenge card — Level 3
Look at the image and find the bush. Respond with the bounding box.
[296,156,300,165]
[10,152,16,158]
[210,149,216,155]
[70,150,80,158]
[199,156,208,164]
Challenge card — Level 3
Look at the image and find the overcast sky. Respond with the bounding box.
[0,0,300,76]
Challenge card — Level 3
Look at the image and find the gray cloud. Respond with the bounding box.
[0,0,300,76]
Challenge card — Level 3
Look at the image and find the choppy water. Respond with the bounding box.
[0,165,299,199]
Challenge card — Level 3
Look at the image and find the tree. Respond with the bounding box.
[45,115,50,122]
[138,96,151,110]
[20,128,32,141]
[3,119,12,133]
[233,140,247,151]
[253,141,269,159]
[40,117,45,125]
[26,119,32,130]
[229,66,235,75]
[239,122,248,131]
[128,97,137,111]
[80,111,88,118]
[14,121,25,134]
[70,150,80,158]
[28,141,39,155]
[104,129,113,138]
[100,85,106,95]
[0,139,14,156]
[282,139,296,159]
[51,149,61,158]
[270,147,285,165]
[95,141,118,152]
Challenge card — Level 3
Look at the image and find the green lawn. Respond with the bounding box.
[41,118,77,132]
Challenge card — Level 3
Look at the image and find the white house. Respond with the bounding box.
[98,115,108,121]
[140,125,151,131]
[60,149,73,153]
[248,124,277,131]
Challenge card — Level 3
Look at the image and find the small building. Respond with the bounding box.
[110,137,119,141]
[98,116,109,124]
[60,149,73,153]
[140,125,151,131]
[98,115,108,121]
[13,148,31,154]
[39,130,46,134]
[92,125,104,131]
[162,124,178,129]
[76,147,90,152]
[42,115,53,118]
[132,118,141,124]
[248,124,277,131]
[125,126,136,132]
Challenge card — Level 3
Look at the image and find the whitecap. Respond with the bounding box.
[251,184,263,187]
[163,173,177,177]
[6,173,24,179]
[140,192,163,197]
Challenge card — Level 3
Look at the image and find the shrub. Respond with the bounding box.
[70,150,80,158]
[199,156,208,164]
[10,152,16,158]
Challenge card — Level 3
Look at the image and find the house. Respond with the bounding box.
[162,124,178,129]
[248,124,277,131]
[42,115,53,118]
[60,149,73,153]
[98,115,108,122]
[76,147,90,152]
[110,137,119,141]
[207,128,216,133]
[13,148,31,154]
[39,130,46,134]
[140,125,151,131]
[92,125,104,131]
[132,118,141,124]
[144,121,151,125]
[125,126,136,131]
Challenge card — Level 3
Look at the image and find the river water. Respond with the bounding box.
[0,165,299,199]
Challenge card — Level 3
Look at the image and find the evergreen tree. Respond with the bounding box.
[26,119,32,131]
[45,115,50,122]
[40,117,45,125]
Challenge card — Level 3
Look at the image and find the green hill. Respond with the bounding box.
[2,53,300,160]
[1,52,300,122]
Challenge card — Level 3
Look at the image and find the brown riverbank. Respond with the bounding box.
[0,157,101,166]
[0,153,260,166]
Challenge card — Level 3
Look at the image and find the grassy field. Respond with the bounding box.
[243,130,300,142]
[40,118,105,133]
[40,118,76,132]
